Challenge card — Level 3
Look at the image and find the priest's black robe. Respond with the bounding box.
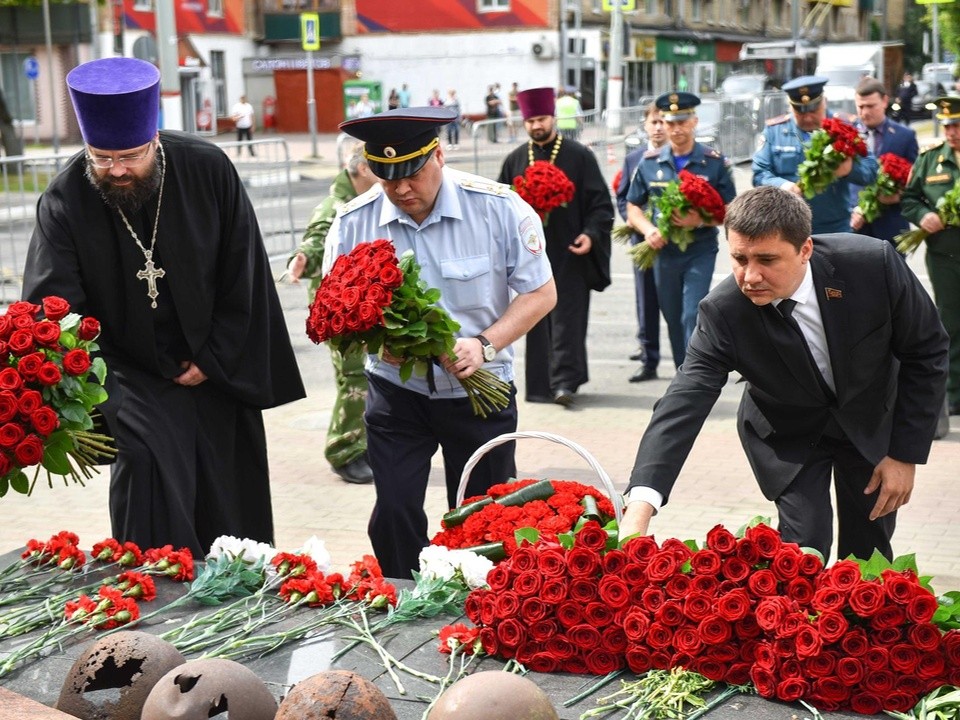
[498,135,613,398]
[22,130,305,556]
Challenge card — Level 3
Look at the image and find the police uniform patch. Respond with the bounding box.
[519,216,544,256]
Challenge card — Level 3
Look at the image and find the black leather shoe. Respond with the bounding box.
[526,394,555,404]
[553,388,575,407]
[333,457,374,484]
[629,347,645,362]
[629,367,658,383]
[950,401,960,416]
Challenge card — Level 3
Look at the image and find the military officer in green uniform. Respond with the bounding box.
[902,97,960,417]
[287,144,378,482]
[753,76,878,234]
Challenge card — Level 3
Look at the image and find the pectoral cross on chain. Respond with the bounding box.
[136,250,166,309]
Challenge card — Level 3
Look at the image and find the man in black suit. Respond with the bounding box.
[621,186,948,561]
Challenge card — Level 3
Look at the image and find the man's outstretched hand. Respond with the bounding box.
[618,501,656,542]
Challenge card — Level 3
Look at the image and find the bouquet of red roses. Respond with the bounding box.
[857,152,913,223]
[895,181,960,255]
[512,161,575,226]
[0,297,114,500]
[627,169,726,270]
[797,117,867,199]
[306,239,512,418]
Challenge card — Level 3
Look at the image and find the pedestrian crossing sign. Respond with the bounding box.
[301,13,320,51]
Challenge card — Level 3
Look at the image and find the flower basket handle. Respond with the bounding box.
[455,431,623,522]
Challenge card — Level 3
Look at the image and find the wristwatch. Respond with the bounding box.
[476,334,497,362]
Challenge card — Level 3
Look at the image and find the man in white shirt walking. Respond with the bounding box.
[231,95,256,157]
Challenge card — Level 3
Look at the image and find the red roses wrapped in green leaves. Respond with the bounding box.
[306,239,512,418]
[0,297,114,499]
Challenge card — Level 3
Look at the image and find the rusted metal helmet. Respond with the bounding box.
[428,671,559,720]
[56,630,185,720]
[140,658,277,720]
[275,670,397,720]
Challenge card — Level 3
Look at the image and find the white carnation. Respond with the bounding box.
[207,535,274,564]
[298,536,332,574]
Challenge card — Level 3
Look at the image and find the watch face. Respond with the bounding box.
[483,344,496,361]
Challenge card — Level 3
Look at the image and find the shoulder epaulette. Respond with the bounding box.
[920,140,945,154]
[338,186,381,215]
[704,147,722,158]
[458,177,510,197]
[766,114,789,126]
[642,148,660,159]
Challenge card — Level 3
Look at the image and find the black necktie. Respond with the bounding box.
[777,299,834,400]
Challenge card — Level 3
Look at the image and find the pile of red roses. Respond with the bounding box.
[857,152,914,223]
[0,297,111,498]
[431,479,617,558]
[464,520,628,674]
[797,117,868,199]
[752,560,958,712]
[512,161,575,225]
[459,521,960,715]
[305,238,403,345]
[629,169,727,270]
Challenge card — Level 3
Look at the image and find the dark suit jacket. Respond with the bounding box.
[848,118,919,244]
[628,234,948,504]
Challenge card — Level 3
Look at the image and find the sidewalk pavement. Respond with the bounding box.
[2,120,958,595]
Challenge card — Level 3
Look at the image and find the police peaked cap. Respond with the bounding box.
[339,107,456,180]
[935,96,960,125]
[782,76,828,113]
[655,91,701,121]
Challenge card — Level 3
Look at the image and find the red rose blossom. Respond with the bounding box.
[62,348,93,376]
[14,434,44,466]
[78,317,101,341]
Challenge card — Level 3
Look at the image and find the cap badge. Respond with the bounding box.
[669,94,679,104]
[670,103,679,111]
[383,146,397,159]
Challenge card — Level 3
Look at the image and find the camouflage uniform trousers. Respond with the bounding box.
[325,343,368,468]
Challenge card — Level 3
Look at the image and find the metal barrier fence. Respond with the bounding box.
[461,91,799,184]
[0,137,296,304]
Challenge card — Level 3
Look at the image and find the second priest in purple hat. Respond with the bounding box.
[22,57,305,557]
[498,87,614,407]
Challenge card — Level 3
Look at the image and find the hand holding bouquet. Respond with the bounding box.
[896,182,960,254]
[0,297,114,499]
[512,161,575,226]
[628,169,726,270]
[307,240,511,418]
[857,152,913,222]
[797,117,867,199]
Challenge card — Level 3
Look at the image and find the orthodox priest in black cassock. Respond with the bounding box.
[497,87,613,405]
[22,58,305,557]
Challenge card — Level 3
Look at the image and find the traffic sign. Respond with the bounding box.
[602,0,636,10]
[22,56,39,80]
[301,13,320,51]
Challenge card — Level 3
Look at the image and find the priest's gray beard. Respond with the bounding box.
[85,154,162,213]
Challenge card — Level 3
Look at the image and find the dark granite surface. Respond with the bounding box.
[0,550,867,719]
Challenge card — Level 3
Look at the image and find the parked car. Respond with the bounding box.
[719,74,775,98]
[909,80,945,118]
[623,98,756,162]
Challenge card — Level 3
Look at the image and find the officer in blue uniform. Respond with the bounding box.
[327,107,557,578]
[753,76,878,234]
[626,91,737,370]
